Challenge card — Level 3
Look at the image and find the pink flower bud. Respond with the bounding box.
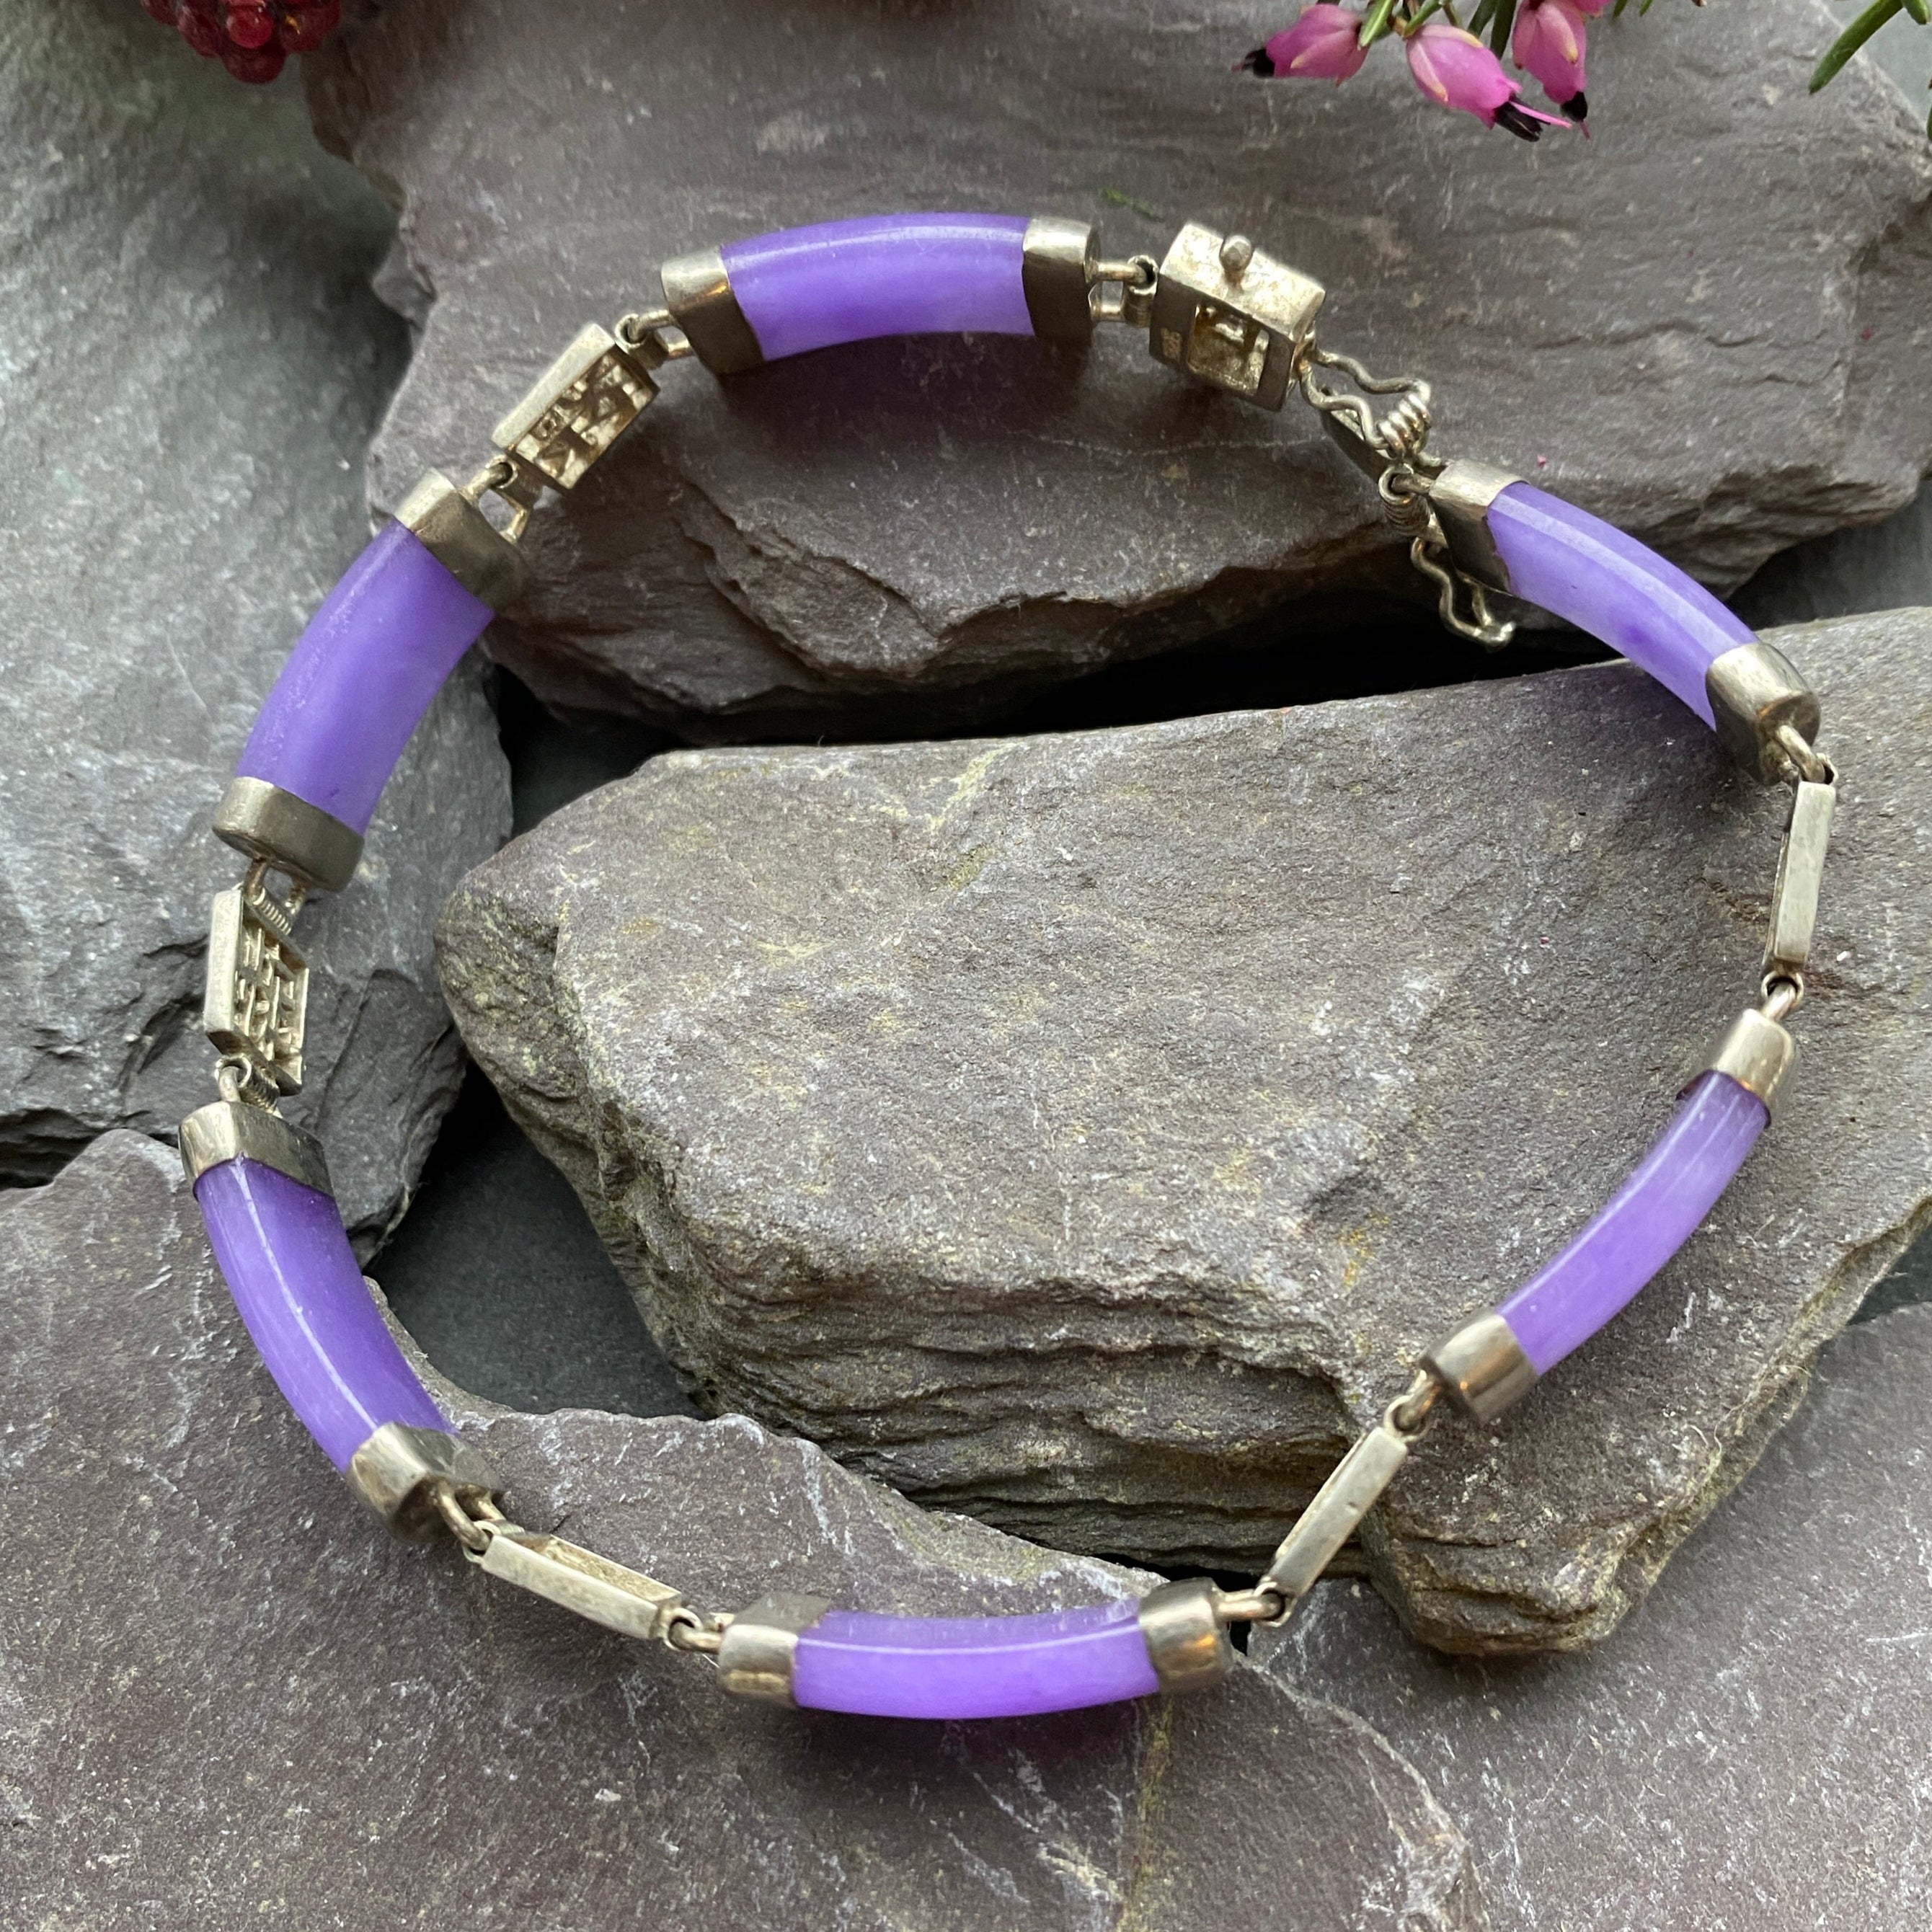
[1238,4,1369,83]
[1512,0,1591,119]
[1404,22,1569,141]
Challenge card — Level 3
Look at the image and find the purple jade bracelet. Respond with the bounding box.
[180,213,1838,1716]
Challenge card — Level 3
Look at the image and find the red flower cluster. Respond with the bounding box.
[139,0,342,84]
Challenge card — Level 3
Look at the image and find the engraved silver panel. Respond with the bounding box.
[477,1528,686,1641]
[1764,779,1835,979]
[202,884,308,1094]
[1147,222,1324,411]
[491,324,660,491]
[1258,1419,1412,1614]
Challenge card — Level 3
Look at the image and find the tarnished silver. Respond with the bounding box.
[1422,460,1520,598]
[345,1422,505,1538]
[1763,779,1835,980]
[474,1525,688,1642]
[394,468,530,610]
[1148,222,1324,410]
[202,879,309,1096]
[1698,1005,1796,1113]
[178,1097,330,1193]
[213,777,362,896]
[1091,254,1158,329]
[660,247,765,375]
[1305,350,1513,650]
[716,1593,832,1706]
[1706,642,1823,785]
[1136,1579,1233,1693]
[613,307,695,364]
[1022,216,1099,342]
[1422,1311,1537,1423]
[491,323,662,495]
[1256,1412,1412,1622]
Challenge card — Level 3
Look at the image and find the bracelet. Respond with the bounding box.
[179,211,1836,1720]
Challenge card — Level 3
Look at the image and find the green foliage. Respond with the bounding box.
[1812,0,1907,92]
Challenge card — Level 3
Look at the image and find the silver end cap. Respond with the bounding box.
[660,247,764,376]
[213,776,362,895]
[1422,1311,1537,1423]
[178,1099,330,1195]
[716,1592,832,1705]
[1706,642,1822,784]
[394,469,528,611]
[345,1422,505,1541]
[1138,1578,1233,1694]
[1696,1006,1795,1115]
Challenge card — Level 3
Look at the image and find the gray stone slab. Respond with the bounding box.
[306,0,1932,731]
[0,1131,1482,1931]
[438,607,1932,1652]
[1737,477,1932,631]
[1257,1301,1932,1930]
[0,0,509,1239]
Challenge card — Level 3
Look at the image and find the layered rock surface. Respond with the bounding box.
[0,0,508,1237]
[1260,1304,1932,1929]
[438,608,1932,1651]
[0,1132,1481,1930]
[306,0,1932,730]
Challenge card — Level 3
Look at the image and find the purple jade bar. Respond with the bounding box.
[791,1600,1161,1719]
[1497,1072,1768,1375]
[1488,484,1756,726]
[721,213,1034,363]
[235,521,493,834]
[194,1156,448,1469]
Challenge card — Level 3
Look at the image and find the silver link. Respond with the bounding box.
[1238,1371,1442,1627]
[1763,778,1835,981]
[1092,254,1157,329]
[1297,342,1516,650]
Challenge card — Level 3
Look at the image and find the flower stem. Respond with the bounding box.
[1359,0,1401,48]
[1810,0,1905,92]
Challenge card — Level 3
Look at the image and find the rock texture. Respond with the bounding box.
[0,0,509,1238]
[1258,1303,1932,1929]
[0,1132,1481,1931]
[439,608,1932,1652]
[306,0,1932,730]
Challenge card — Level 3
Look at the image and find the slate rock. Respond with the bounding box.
[1257,1303,1932,1929]
[0,0,510,1238]
[438,608,1932,1652]
[0,1132,1482,1931]
[305,0,1932,730]
[1736,477,1932,631]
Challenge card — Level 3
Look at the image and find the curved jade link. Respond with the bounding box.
[719,213,1035,363]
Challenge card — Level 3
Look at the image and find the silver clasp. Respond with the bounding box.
[1301,348,1515,651]
[1146,223,1325,412]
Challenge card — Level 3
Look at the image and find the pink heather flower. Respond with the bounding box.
[1404,22,1569,141]
[1238,5,1369,83]
[1512,0,1592,120]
